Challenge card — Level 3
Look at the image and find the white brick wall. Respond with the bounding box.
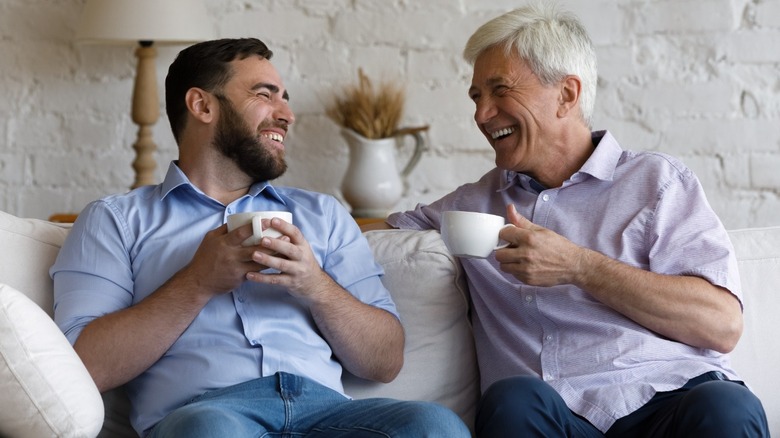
[0,0,779,229]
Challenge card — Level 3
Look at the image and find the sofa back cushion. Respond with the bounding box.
[0,211,70,317]
[0,213,104,437]
[343,229,480,427]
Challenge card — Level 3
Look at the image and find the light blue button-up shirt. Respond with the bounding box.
[52,162,397,436]
[387,131,742,432]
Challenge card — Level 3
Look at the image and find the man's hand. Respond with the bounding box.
[496,204,587,287]
[179,222,281,298]
[495,204,743,353]
[245,217,334,304]
[246,217,405,382]
[74,220,283,392]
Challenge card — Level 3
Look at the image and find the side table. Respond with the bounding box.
[49,213,387,227]
[353,217,386,227]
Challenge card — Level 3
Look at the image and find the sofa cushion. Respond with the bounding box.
[0,211,70,317]
[728,227,780,434]
[0,283,104,437]
[343,229,480,427]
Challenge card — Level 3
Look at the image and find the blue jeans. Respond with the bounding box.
[476,372,769,437]
[149,372,470,437]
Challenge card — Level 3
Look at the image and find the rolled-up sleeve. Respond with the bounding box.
[51,201,135,344]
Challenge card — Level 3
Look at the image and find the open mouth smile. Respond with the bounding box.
[491,127,516,140]
[261,132,285,143]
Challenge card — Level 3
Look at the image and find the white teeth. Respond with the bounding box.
[262,132,284,143]
[491,127,515,139]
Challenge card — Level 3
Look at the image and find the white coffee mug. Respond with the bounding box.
[226,211,293,247]
[440,211,511,259]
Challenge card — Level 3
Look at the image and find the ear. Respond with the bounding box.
[557,75,582,119]
[185,87,216,124]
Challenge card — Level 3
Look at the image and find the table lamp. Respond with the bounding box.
[76,0,214,188]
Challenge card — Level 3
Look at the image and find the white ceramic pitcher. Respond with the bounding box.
[340,127,427,218]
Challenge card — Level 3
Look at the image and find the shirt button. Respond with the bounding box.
[545,335,553,341]
[525,295,533,303]
[542,194,550,202]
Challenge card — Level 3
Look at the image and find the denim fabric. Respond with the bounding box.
[476,372,768,438]
[475,376,603,438]
[606,371,769,438]
[149,372,470,438]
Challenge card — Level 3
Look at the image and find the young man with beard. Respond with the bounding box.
[51,38,469,438]
[366,4,768,437]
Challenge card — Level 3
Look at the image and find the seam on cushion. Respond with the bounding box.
[736,256,780,264]
[0,285,65,435]
[421,248,473,327]
[386,247,473,329]
[365,229,474,328]
[0,230,67,249]
[728,226,780,234]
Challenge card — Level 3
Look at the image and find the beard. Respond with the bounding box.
[212,95,287,182]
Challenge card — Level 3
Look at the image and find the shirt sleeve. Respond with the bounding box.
[318,197,400,319]
[51,200,135,344]
[386,192,463,231]
[387,169,508,230]
[646,165,742,303]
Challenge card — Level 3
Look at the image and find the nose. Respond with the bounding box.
[474,97,497,125]
[275,101,295,125]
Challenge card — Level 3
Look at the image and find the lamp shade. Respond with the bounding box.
[76,0,214,45]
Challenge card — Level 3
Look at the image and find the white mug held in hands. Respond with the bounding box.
[226,211,293,247]
[441,211,512,259]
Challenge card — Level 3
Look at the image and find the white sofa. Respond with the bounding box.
[0,210,777,437]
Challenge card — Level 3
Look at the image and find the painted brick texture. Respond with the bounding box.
[0,0,778,229]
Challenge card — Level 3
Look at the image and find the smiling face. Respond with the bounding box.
[213,56,295,181]
[468,45,566,177]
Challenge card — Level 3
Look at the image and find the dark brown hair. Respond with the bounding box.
[165,38,274,143]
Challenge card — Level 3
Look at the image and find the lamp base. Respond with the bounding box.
[130,43,160,189]
[131,124,157,189]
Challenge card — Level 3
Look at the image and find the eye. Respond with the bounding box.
[468,91,480,102]
[257,91,271,99]
[493,85,509,95]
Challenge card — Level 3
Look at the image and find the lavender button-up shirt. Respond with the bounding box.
[387,131,742,432]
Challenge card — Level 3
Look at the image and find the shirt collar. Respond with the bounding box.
[500,171,544,194]
[159,161,286,204]
[247,180,286,204]
[159,161,190,198]
[575,130,622,183]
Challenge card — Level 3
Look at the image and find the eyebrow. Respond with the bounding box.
[468,76,506,96]
[483,76,508,89]
[251,82,290,101]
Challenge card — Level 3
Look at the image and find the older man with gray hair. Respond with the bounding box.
[369,3,769,437]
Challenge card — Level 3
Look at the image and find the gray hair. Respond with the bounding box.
[463,3,597,127]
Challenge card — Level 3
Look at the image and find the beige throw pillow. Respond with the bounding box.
[0,283,104,438]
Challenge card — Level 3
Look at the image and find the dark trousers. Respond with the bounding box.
[475,372,769,437]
